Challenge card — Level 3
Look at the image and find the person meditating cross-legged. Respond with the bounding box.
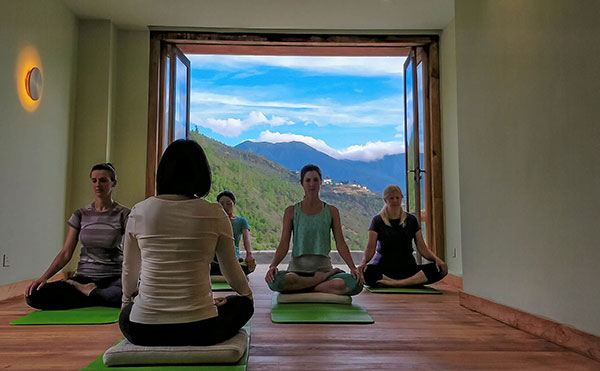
[265,164,363,296]
[119,139,253,347]
[358,184,448,288]
[25,163,130,309]
[210,190,256,276]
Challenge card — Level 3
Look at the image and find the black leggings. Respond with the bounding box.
[211,259,251,276]
[364,263,446,287]
[26,276,122,310]
[119,295,254,346]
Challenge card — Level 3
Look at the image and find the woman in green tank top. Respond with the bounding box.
[265,164,364,296]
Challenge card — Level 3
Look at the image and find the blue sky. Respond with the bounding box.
[188,55,406,161]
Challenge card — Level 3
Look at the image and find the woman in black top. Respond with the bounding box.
[358,184,448,287]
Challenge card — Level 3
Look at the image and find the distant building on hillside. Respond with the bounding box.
[330,181,372,194]
[323,176,332,184]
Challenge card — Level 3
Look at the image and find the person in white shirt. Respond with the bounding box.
[119,139,253,346]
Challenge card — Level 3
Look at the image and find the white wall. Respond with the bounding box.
[0,0,78,286]
[0,6,149,283]
[440,18,462,275]
[62,20,117,273]
[62,0,454,31]
[64,23,150,273]
[68,20,116,215]
[455,0,600,335]
[112,29,149,208]
[71,27,149,213]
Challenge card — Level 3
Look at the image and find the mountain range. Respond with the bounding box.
[235,140,406,194]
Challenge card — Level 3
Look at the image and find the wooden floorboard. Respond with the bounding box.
[1,265,598,370]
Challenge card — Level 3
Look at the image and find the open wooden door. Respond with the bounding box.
[146,42,191,196]
[404,47,437,261]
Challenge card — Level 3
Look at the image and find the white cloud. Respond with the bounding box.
[194,112,294,137]
[338,141,404,161]
[269,116,293,126]
[188,55,405,77]
[200,117,244,137]
[394,124,404,138]
[191,91,322,110]
[191,90,404,129]
[256,130,404,161]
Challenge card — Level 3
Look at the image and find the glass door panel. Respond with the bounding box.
[404,50,422,262]
[160,44,190,150]
[404,48,434,259]
[417,60,428,248]
[161,56,171,153]
[173,48,190,141]
[150,43,192,196]
[404,53,419,216]
[405,48,435,261]
[416,47,433,254]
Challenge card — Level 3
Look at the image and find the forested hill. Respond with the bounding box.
[192,131,383,250]
[193,131,302,250]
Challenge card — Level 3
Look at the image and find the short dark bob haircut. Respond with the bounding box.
[156,139,211,198]
[300,164,322,184]
[217,190,236,204]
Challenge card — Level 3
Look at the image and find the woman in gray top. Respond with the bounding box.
[25,163,130,309]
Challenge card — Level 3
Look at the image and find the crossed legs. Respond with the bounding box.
[269,268,362,296]
[277,269,343,292]
[377,271,427,287]
[26,276,122,310]
[364,263,446,288]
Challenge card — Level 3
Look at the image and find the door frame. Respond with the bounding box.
[146,31,444,259]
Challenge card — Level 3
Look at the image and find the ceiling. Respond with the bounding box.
[61,0,454,32]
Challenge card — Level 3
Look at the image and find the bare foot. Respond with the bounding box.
[376,274,395,287]
[376,279,392,287]
[66,280,97,296]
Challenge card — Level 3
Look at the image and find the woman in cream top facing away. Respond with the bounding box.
[119,140,253,346]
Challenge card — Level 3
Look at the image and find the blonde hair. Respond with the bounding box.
[379,184,406,227]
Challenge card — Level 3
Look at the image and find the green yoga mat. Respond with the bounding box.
[211,282,233,291]
[10,306,120,325]
[270,296,373,324]
[82,325,251,370]
[365,286,442,294]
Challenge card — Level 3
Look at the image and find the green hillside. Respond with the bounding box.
[191,130,383,251]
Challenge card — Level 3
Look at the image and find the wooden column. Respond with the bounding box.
[428,40,445,260]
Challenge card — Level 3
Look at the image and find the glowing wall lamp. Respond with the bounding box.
[26,67,42,101]
[16,46,42,112]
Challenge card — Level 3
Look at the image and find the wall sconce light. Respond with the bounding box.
[26,67,42,101]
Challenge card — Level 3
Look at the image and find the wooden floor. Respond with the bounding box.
[1,265,598,370]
